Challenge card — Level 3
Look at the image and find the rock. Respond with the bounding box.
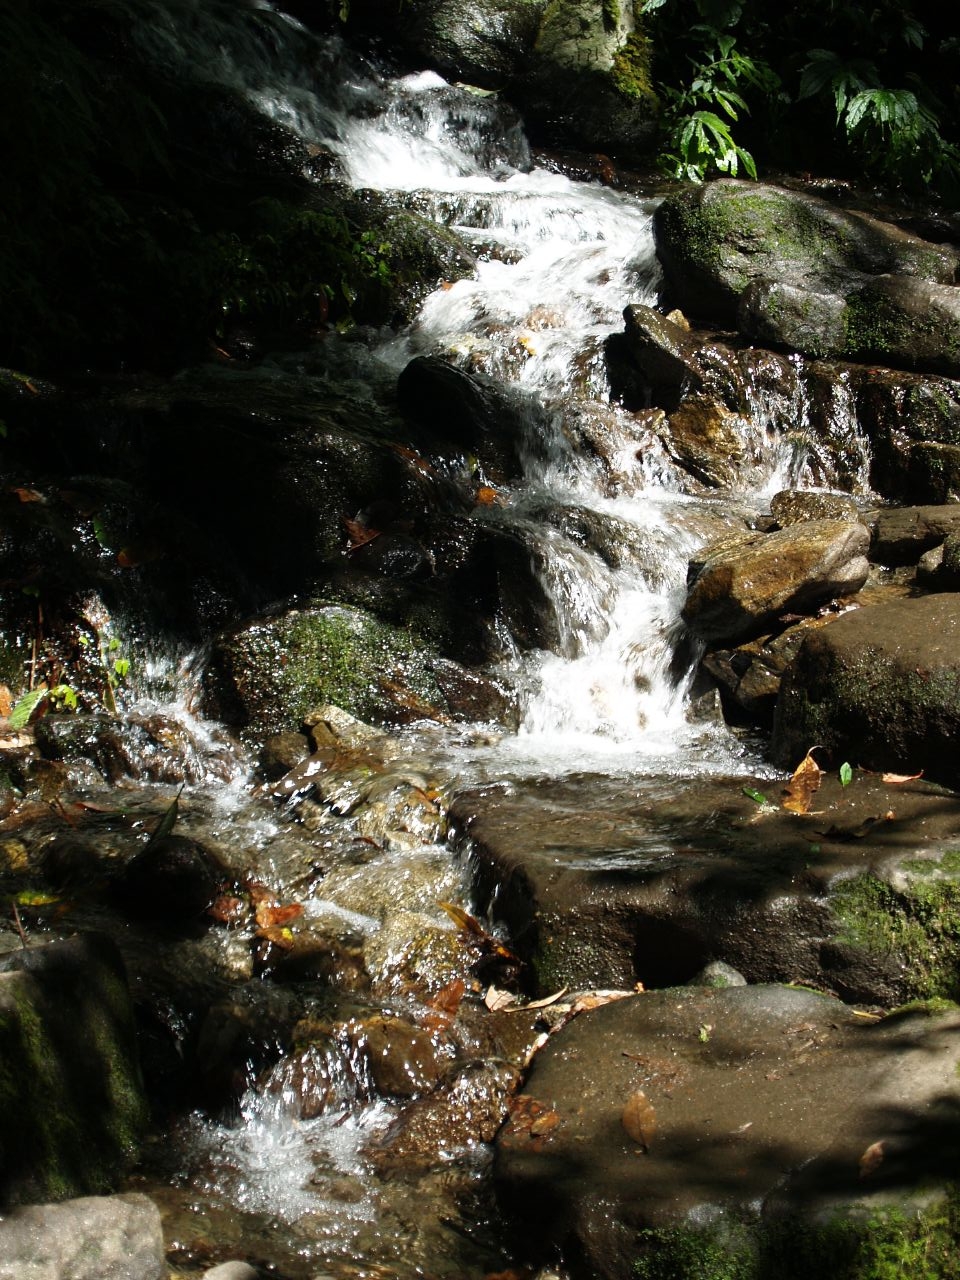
[0,1192,164,1280]
[202,1263,261,1280]
[201,602,516,740]
[701,616,832,724]
[0,935,147,1207]
[689,959,746,987]
[453,771,960,1004]
[510,0,658,161]
[375,1059,520,1171]
[654,180,958,327]
[659,396,750,488]
[739,278,848,358]
[770,489,860,527]
[871,503,960,565]
[116,835,229,929]
[494,985,960,1280]
[258,730,311,780]
[772,593,960,788]
[918,533,960,589]
[682,519,870,643]
[397,354,527,483]
[621,303,705,402]
[402,0,545,87]
[840,274,960,377]
[352,1015,446,1097]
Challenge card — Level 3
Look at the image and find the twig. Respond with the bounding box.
[11,902,28,948]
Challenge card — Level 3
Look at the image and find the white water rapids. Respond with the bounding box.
[109,9,877,1275]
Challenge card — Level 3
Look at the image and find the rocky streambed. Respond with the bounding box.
[4,5,960,1278]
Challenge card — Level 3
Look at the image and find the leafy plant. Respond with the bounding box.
[657,32,776,180]
[839,761,853,787]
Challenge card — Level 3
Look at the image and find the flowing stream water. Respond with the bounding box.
[40,6,874,1276]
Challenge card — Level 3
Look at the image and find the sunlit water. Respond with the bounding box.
[103,7,877,1275]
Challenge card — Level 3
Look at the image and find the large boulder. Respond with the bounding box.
[510,0,659,160]
[654,181,958,328]
[742,274,960,376]
[401,0,546,86]
[452,770,960,1004]
[772,593,960,787]
[495,985,960,1280]
[0,935,148,1207]
[681,519,870,643]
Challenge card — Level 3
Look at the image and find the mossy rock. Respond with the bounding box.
[201,601,514,740]
[772,593,960,789]
[0,935,148,1208]
[495,984,960,1279]
[654,181,959,327]
[512,0,659,159]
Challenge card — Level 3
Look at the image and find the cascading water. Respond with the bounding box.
[9,8,885,1278]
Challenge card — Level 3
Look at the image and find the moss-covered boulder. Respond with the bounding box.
[0,935,148,1208]
[654,181,958,328]
[494,984,960,1280]
[511,0,659,160]
[201,602,516,739]
[773,593,960,787]
[743,275,960,377]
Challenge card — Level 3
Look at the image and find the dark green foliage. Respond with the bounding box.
[639,0,960,197]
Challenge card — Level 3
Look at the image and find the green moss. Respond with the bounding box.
[211,604,456,738]
[602,0,621,31]
[830,872,960,1001]
[611,33,657,103]
[633,1196,960,1279]
[884,997,960,1019]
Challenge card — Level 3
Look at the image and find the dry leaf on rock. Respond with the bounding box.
[859,1139,885,1178]
[255,901,303,929]
[882,771,923,784]
[782,748,824,814]
[485,985,517,1012]
[621,1089,657,1151]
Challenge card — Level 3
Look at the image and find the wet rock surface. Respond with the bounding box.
[681,519,871,643]
[0,1192,165,1280]
[453,770,960,1003]
[773,592,960,788]
[0,935,148,1208]
[494,985,960,1280]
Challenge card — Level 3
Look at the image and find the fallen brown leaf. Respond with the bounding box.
[255,901,303,929]
[882,771,924,784]
[484,985,517,1012]
[621,1089,657,1151]
[782,748,824,815]
[859,1139,885,1178]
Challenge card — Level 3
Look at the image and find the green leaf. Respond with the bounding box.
[143,785,184,851]
[742,785,768,805]
[839,762,853,788]
[9,686,49,729]
[49,684,78,711]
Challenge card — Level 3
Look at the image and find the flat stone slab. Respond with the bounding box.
[451,770,960,1002]
[495,985,960,1280]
